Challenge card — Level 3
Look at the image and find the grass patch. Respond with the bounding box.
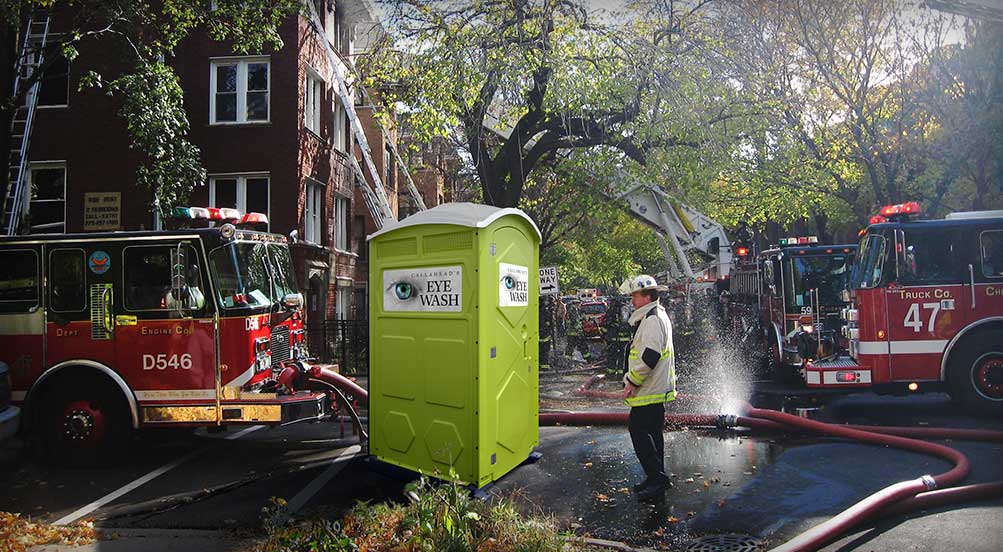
[256,476,588,551]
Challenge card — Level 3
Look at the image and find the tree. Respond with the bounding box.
[366,0,755,208]
[1,0,300,214]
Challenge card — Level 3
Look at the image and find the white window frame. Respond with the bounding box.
[33,36,70,109]
[28,161,66,233]
[305,68,323,135]
[209,56,270,125]
[335,278,352,320]
[333,194,349,252]
[208,173,270,230]
[304,178,324,245]
[332,95,347,153]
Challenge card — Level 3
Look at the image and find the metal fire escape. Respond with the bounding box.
[4,12,51,236]
[304,1,426,230]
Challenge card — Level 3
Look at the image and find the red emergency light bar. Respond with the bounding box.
[208,207,241,222]
[736,246,749,257]
[240,212,269,225]
[878,202,921,218]
[869,215,887,225]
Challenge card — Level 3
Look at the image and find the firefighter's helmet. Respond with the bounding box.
[621,274,666,295]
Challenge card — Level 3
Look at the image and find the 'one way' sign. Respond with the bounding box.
[539,266,560,296]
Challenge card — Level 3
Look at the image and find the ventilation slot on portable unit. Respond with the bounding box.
[376,237,417,258]
[423,231,473,253]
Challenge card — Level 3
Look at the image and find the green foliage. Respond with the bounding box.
[257,476,571,552]
[2,0,301,211]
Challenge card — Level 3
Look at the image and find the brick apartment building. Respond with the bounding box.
[4,1,421,330]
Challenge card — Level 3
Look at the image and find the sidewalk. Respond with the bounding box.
[30,528,256,552]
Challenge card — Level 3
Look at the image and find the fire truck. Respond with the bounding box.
[727,237,858,382]
[806,204,1003,414]
[0,208,331,461]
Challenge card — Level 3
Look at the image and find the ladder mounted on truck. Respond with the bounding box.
[304,1,426,229]
[4,11,51,236]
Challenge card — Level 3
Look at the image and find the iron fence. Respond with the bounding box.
[307,319,369,375]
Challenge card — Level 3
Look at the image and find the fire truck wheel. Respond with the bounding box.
[949,331,1003,416]
[41,380,131,465]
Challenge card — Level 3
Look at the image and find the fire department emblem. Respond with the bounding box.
[88,251,111,274]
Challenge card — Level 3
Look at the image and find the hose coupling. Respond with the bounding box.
[920,475,937,491]
[716,414,739,429]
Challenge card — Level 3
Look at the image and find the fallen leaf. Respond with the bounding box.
[584,462,593,469]
[703,480,711,488]
[687,511,697,517]
[653,527,666,537]
[618,488,630,495]
[666,516,681,523]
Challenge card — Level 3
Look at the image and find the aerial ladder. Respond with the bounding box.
[4,11,51,236]
[304,1,426,230]
[482,103,732,284]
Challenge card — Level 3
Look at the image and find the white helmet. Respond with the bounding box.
[621,274,666,295]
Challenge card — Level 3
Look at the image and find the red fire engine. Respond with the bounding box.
[806,203,1003,414]
[0,208,331,460]
[727,237,858,382]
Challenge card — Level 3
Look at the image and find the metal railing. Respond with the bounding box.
[307,319,368,375]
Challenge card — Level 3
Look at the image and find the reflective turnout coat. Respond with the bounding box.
[622,301,676,407]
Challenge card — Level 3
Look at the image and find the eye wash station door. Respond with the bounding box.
[368,204,540,488]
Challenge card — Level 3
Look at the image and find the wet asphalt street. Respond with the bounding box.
[2,367,1002,551]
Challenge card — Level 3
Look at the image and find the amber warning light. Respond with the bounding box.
[736,246,749,257]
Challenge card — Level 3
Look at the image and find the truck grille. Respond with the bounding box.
[271,325,291,363]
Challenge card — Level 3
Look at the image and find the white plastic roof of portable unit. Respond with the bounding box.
[367,202,542,241]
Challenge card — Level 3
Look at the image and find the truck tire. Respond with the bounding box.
[949,330,1003,416]
[40,379,131,465]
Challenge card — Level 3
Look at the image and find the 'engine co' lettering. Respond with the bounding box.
[988,286,1001,297]
[142,353,194,370]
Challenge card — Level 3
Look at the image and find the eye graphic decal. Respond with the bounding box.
[387,279,420,302]
[502,275,515,290]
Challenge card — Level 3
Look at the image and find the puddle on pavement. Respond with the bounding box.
[493,426,788,548]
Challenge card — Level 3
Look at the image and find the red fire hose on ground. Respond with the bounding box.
[306,367,1003,551]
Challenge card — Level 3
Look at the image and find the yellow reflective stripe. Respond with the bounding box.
[660,348,673,360]
[625,391,677,407]
[626,369,645,386]
[628,349,639,359]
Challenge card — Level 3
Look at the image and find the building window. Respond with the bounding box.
[305,179,324,244]
[334,195,349,252]
[384,141,396,192]
[36,44,69,107]
[28,162,65,233]
[335,279,352,320]
[210,57,269,124]
[353,215,367,259]
[209,174,269,228]
[333,96,347,153]
[305,70,323,135]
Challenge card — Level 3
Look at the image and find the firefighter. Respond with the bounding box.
[539,296,554,370]
[603,296,631,375]
[612,274,676,500]
[565,301,587,361]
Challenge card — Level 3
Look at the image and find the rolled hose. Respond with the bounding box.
[303,369,1001,550]
[541,407,1002,552]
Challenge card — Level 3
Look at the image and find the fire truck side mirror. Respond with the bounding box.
[283,292,304,310]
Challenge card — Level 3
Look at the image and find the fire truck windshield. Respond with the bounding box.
[209,241,299,311]
[851,234,887,289]
[784,254,852,307]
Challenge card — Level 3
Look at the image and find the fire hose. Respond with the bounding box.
[303,367,1003,551]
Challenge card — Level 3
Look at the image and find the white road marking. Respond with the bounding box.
[53,425,264,525]
[285,445,363,514]
[53,449,201,526]
[226,424,265,440]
